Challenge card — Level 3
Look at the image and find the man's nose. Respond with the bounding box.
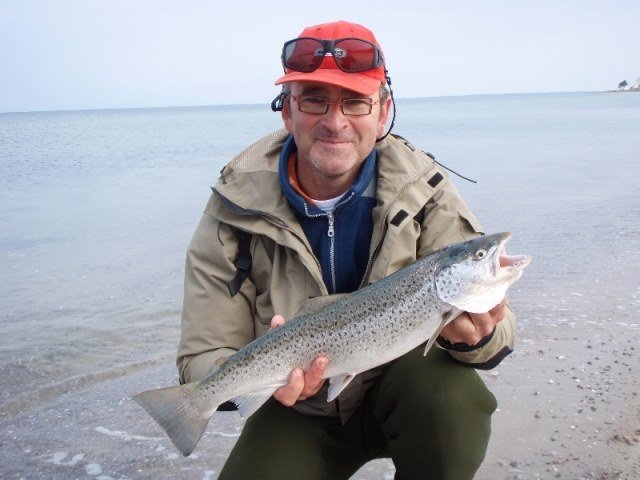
[321,103,348,130]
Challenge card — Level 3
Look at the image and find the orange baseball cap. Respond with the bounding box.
[275,20,387,95]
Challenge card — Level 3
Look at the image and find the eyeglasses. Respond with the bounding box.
[292,95,378,116]
[282,37,385,73]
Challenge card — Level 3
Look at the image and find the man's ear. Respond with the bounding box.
[377,96,393,138]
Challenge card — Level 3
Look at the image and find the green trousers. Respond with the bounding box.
[218,345,497,480]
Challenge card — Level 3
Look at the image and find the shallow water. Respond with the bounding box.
[395,92,640,333]
[1,93,639,478]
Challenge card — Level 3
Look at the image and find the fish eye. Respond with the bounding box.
[475,249,487,260]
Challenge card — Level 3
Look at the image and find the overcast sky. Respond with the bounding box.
[1,0,638,113]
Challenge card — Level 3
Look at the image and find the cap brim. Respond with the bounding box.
[275,69,383,96]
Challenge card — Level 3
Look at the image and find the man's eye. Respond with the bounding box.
[344,99,369,106]
[304,97,326,104]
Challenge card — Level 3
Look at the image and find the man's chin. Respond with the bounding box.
[314,141,354,158]
[308,150,359,175]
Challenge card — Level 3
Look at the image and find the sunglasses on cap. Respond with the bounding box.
[282,37,385,73]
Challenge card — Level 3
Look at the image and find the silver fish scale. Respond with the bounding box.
[196,251,448,404]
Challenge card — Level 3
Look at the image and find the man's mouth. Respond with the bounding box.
[317,138,351,145]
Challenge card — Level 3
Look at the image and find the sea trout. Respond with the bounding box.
[134,232,531,456]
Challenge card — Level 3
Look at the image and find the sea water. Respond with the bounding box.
[1,92,639,405]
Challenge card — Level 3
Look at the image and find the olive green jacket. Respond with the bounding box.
[176,130,516,420]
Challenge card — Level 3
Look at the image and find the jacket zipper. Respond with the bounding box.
[326,192,355,294]
[302,193,355,294]
[327,211,336,293]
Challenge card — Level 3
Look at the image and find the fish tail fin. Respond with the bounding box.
[133,383,214,457]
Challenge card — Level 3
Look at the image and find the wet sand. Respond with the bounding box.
[1,317,638,480]
[477,323,640,480]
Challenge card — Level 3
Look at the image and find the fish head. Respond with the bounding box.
[434,232,531,313]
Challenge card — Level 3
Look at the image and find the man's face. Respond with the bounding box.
[282,82,390,192]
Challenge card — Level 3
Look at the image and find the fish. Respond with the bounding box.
[133,232,531,456]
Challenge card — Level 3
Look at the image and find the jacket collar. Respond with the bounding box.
[210,129,447,230]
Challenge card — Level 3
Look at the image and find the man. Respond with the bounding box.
[177,20,515,480]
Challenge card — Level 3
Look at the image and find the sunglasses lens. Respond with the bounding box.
[283,38,325,72]
[333,39,378,72]
[283,38,382,73]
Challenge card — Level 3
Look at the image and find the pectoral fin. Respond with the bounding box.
[423,310,457,356]
[327,374,356,402]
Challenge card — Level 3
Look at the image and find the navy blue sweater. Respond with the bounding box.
[278,135,377,294]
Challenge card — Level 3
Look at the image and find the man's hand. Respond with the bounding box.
[440,299,507,346]
[269,315,329,407]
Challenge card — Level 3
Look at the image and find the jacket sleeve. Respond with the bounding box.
[176,209,257,384]
[418,176,516,368]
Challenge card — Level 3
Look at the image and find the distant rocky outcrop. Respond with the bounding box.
[613,78,640,92]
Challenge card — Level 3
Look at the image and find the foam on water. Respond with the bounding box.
[94,426,162,443]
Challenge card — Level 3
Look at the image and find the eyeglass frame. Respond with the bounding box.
[290,95,380,116]
[281,37,385,73]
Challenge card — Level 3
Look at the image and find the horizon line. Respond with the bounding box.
[0,89,615,115]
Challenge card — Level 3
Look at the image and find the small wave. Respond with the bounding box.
[0,353,173,417]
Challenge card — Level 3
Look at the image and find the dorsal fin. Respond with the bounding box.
[295,294,350,317]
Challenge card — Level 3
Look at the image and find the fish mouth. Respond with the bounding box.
[494,232,532,277]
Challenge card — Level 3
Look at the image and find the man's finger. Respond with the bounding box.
[300,357,328,398]
[269,315,286,331]
[273,368,304,406]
